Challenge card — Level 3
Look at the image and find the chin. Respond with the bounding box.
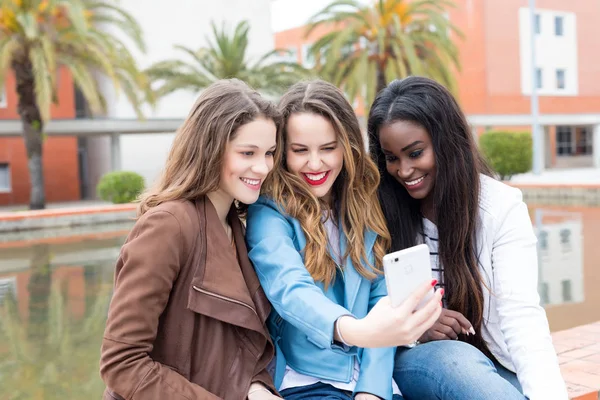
[237,194,260,205]
[310,188,330,200]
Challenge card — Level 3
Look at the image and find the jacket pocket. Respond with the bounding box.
[104,390,125,400]
[220,346,243,395]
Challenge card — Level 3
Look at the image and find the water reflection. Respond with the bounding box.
[531,205,600,332]
[0,205,598,397]
[0,234,125,399]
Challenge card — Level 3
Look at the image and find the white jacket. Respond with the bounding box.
[467,175,567,399]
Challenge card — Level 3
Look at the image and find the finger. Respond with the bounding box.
[398,279,437,314]
[409,288,443,335]
[415,302,443,340]
[438,323,459,340]
[445,309,475,334]
[430,329,452,341]
[440,315,462,335]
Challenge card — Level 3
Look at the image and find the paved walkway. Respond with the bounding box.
[554,321,600,399]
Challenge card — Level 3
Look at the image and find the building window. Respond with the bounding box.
[535,14,541,34]
[556,69,566,89]
[538,230,548,250]
[301,43,315,68]
[539,282,550,305]
[535,68,543,89]
[0,277,17,304]
[0,163,10,192]
[555,16,564,36]
[576,126,593,155]
[0,86,6,108]
[561,280,572,302]
[556,126,572,155]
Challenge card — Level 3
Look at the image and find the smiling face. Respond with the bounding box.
[218,117,277,205]
[378,120,436,206]
[285,112,344,202]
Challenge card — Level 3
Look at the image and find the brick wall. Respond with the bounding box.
[0,136,80,206]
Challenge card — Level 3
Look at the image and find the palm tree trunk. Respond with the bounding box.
[376,64,387,95]
[12,56,45,210]
[27,244,52,342]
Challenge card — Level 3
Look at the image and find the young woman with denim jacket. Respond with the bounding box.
[246,80,444,400]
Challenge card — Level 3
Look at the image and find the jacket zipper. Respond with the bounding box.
[192,286,258,316]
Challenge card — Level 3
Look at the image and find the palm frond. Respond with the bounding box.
[30,46,53,121]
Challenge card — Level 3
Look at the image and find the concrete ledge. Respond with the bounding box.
[553,321,600,399]
[507,183,600,206]
[0,204,136,233]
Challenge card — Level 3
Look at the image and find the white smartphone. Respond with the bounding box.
[383,244,434,310]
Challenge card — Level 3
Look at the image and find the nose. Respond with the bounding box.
[307,152,322,171]
[396,160,414,180]
[252,157,270,177]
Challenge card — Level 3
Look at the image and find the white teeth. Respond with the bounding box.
[241,177,260,186]
[405,176,425,186]
[305,172,327,181]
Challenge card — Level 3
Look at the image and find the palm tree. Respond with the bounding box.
[146,20,309,98]
[0,0,153,209]
[306,0,462,109]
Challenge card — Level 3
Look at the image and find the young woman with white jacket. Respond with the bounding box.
[368,76,568,400]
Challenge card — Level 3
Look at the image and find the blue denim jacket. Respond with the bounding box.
[246,197,396,400]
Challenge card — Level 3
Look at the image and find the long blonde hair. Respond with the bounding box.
[264,80,391,287]
[138,79,279,216]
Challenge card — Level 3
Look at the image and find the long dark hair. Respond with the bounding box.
[368,76,494,356]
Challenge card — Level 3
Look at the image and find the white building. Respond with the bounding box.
[83,0,274,195]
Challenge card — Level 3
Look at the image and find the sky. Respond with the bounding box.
[270,0,369,32]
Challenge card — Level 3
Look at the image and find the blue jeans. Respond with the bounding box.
[280,382,405,400]
[394,340,526,400]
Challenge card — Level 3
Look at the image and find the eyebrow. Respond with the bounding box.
[401,141,424,152]
[236,144,277,150]
[289,140,337,147]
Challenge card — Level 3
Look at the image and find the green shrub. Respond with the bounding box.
[97,171,145,204]
[479,131,533,180]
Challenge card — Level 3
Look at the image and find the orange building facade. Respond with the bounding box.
[275,0,600,169]
[0,68,81,206]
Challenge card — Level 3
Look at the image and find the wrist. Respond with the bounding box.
[248,383,270,399]
[338,315,369,347]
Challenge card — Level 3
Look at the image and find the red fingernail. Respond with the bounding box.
[431,279,438,287]
[440,288,445,296]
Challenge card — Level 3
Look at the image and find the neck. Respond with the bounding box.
[420,196,436,224]
[206,190,234,225]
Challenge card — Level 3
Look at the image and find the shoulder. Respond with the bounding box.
[246,196,296,239]
[248,196,290,223]
[135,200,200,249]
[479,174,523,214]
[478,174,527,229]
[142,200,197,230]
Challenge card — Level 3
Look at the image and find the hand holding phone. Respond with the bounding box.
[336,279,443,348]
[383,244,434,310]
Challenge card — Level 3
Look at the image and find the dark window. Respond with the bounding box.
[555,16,564,36]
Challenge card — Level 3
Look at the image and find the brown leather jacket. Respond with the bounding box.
[100,198,276,400]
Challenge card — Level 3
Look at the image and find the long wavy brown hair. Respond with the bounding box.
[137,79,279,216]
[368,77,494,358]
[263,80,391,288]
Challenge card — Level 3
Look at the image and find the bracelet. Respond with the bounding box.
[248,388,271,396]
[336,316,351,346]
